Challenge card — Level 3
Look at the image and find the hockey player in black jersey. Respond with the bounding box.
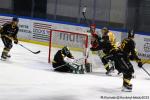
[120,30,142,67]
[119,30,143,91]
[90,29,142,92]
[52,46,84,74]
[0,17,19,60]
[98,34,133,91]
[102,30,143,92]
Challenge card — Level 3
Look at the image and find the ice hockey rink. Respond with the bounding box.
[0,41,150,100]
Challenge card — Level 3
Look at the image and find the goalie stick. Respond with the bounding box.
[19,44,41,54]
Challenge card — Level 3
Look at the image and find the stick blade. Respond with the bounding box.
[33,50,41,54]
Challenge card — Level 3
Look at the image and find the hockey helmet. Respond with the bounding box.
[128,30,135,38]
[62,46,70,56]
[90,24,96,33]
[101,27,109,35]
[90,24,96,29]
[12,17,19,22]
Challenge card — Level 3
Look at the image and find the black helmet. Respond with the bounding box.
[12,17,19,22]
[102,27,108,31]
[101,27,109,35]
[62,46,70,56]
[128,30,135,38]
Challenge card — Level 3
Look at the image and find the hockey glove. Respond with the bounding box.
[138,61,143,68]
[129,55,134,60]
[98,50,106,58]
[14,39,18,44]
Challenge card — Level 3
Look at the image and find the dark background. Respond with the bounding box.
[0,0,150,33]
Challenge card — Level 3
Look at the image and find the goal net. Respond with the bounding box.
[48,29,91,65]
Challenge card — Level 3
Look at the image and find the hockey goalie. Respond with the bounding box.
[52,46,85,74]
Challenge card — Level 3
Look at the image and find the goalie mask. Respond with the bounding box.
[128,30,135,38]
[62,46,70,56]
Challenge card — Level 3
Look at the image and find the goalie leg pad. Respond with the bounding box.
[69,63,85,74]
[85,63,92,72]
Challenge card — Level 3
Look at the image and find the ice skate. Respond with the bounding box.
[106,66,114,76]
[122,84,132,92]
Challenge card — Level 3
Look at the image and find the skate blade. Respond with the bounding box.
[121,87,132,92]
[122,89,132,92]
[0,58,7,61]
[106,73,112,76]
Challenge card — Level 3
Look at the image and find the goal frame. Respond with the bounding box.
[48,29,89,63]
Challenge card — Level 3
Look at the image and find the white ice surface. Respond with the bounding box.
[0,41,150,100]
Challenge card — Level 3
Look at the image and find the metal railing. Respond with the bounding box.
[0,0,150,33]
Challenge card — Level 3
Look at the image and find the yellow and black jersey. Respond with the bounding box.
[0,22,19,40]
[101,35,117,55]
[120,38,140,61]
[108,31,116,46]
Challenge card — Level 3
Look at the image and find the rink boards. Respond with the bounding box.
[0,15,149,63]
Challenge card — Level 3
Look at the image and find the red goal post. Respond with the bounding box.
[48,29,91,64]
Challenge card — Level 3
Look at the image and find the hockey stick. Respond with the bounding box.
[82,6,94,33]
[82,6,90,26]
[53,63,68,70]
[19,44,41,54]
[82,6,92,64]
[141,67,150,77]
